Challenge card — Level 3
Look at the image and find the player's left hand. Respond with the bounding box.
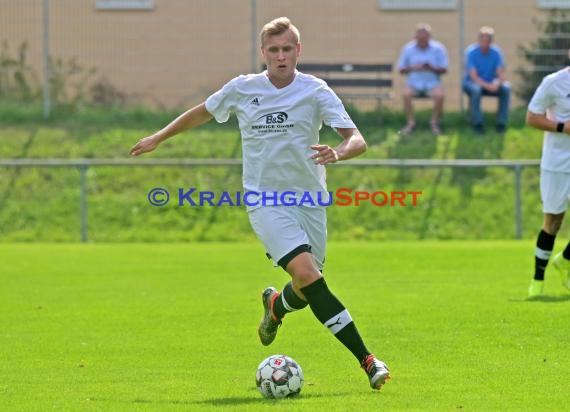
[310,144,339,165]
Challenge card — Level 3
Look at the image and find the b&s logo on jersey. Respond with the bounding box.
[259,112,288,124]
[252,112,295,133]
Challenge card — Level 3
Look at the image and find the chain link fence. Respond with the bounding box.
[1,0,569,116]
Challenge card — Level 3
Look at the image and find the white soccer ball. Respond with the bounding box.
[255,354,304,399]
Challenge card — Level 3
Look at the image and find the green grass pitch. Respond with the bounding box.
[2,241,569,411]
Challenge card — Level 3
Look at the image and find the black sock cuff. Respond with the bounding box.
[300,277,326,299]
[283,282,308,309]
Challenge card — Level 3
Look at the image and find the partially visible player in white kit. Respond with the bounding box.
[129,17,390,390]
[527,49,570,298]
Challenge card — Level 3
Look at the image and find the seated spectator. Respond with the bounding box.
[462,26,511,134]
[397,23,449,136]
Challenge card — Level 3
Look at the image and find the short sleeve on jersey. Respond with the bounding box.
[315,85,356,129]
[528,76,553,115]
[205,76,241,123]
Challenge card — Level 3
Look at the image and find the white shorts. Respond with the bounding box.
[540,169,570,214]
[248,206,327,270]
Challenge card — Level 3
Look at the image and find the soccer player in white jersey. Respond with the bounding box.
[129,17,390,390]
[526,49,570,298]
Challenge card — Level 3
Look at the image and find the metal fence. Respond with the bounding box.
[0,158,540,242]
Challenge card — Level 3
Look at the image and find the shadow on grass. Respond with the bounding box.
[509,295,570,303]
[89,390,355,407]
[89,396,255,407]
[192,390,355,406]
[88,397,195,406]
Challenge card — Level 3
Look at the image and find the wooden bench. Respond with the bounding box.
[296,63,393,108]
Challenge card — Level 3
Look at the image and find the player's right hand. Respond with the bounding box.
[130,136,159,156]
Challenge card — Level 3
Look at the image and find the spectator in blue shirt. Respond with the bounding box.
[397,23,448,136]
[463,26,511,134]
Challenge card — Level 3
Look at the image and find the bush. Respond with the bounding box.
[516,9,570,103]
[0,41,126,111]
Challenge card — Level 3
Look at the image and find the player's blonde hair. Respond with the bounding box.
[260,17,300,46]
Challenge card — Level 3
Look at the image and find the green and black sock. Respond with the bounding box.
[534,229,555,281]
[301,277,370,363]
[273,281,308,319]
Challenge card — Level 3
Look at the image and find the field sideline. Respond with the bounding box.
[2,241,569,411]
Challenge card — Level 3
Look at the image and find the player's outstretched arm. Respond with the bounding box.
[311,128,367,165]
[526,111,570,134]
[129,103,213,156]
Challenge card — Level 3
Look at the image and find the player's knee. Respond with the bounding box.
[284,251,322,287]
[290,267,322,288]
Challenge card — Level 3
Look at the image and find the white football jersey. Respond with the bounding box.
[205,70,356,209]
[528,68,570,172]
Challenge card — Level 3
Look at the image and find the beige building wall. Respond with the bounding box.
[0,0,560,111]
